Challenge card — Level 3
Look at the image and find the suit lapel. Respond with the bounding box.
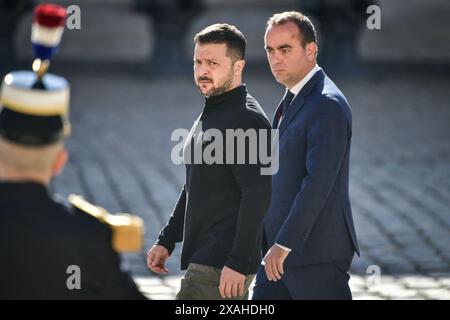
[277,70,325,139]
[278,95,305,137]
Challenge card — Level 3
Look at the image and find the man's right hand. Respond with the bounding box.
[146,244,170,274]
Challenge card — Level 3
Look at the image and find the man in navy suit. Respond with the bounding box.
[252,11,360,300]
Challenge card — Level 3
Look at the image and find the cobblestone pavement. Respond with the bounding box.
[51,63,450,300]
[134,273,450,300]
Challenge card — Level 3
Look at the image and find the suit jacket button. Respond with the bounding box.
[302,230,310,240]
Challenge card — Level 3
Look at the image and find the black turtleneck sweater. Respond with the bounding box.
[157,85,272,275]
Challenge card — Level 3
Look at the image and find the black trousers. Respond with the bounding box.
[252,258,353,300]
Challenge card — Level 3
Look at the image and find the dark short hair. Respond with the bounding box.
[266,11,317,47]
[194,23,246,61]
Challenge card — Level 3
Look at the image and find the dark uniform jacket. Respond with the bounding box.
[0,182,146,300]
[157,85,272,275]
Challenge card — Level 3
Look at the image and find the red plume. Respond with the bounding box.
[34,3,66,28]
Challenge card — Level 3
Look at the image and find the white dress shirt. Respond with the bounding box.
[288,64,321,99]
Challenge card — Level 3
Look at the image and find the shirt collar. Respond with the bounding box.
[0,181,49,203]
[204,84,247,108]
[288,64,321,98]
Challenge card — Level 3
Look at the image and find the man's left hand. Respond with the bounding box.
[264,245,290,281]
[219,266,246,299]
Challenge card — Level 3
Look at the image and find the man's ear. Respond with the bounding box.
[306,42,318,61]
[234,59,245,74]
[52,147,68,176]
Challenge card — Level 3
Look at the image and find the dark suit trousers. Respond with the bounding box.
[252,257,353,300]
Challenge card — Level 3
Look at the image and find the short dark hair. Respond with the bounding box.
[194,23,246,61]
[267,11,317,47]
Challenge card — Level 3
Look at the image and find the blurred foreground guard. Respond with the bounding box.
[0,3,146,300]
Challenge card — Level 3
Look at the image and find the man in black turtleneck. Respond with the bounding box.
[147,23,272,300]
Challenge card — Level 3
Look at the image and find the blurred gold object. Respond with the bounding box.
[68,194,144,253]
[32,59,50,79]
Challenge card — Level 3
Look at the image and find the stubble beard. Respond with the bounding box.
[198,68,235,97]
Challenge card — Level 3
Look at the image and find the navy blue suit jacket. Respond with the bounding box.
[264,69,360,267]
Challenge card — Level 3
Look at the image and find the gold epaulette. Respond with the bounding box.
[68,194,144,253]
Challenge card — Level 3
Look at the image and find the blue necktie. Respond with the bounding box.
[281,90,295,116]
[277,90,294,127]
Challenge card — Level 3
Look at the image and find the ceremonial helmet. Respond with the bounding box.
[0,3,70,146]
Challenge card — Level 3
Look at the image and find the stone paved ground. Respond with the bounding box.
[51,63,450,300]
